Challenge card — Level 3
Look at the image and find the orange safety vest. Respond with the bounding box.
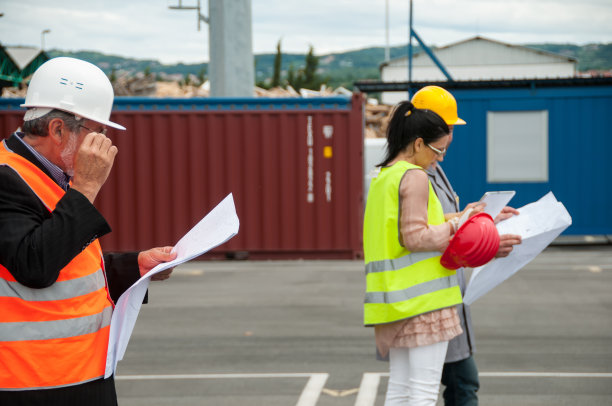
[0,141,114,390]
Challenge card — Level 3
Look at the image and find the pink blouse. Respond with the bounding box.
[374,167,462,359]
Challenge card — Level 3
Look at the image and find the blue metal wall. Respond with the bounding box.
[441,85,612,235]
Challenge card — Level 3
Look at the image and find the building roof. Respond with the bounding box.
[380,35,577,69]
[0,45,49,88]
[354,77,612,93]
[4,46,43,70]
[438,36,576,62]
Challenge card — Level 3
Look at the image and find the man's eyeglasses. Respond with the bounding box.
[426,143,447,156]
[80,125,108,135]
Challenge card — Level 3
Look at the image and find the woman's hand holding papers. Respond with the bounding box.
[492,206,522,258]
[495,234,522,258]
[494,206,520,224]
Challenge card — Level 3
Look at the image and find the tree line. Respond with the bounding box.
[256,40,328,90]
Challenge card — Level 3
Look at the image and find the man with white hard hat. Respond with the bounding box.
[0,57,176,405]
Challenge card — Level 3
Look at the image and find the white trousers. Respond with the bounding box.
[384,341,449,406]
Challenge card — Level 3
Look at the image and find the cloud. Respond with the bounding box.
[0,0,610,64]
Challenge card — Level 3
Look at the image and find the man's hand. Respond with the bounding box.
[71,132,118,203]
[494,206,520,224]
[138,246,177,281]
[495,234,522,258]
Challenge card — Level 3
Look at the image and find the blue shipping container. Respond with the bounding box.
[437,84,612,235]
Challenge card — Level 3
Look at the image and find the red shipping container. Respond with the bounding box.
[1,95,364,259]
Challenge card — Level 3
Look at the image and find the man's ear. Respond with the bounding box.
[47,118,64,145]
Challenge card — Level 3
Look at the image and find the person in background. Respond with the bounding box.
[412,85,522,406]
[364,100,486,405]
[0,57,176,406]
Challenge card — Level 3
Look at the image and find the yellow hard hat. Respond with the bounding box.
[411,85,466,125]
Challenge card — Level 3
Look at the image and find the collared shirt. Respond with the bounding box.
[11,132,71,191]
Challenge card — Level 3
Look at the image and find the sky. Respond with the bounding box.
[1,0,611,65]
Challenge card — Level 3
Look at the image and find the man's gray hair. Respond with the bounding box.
[22,109,82,137]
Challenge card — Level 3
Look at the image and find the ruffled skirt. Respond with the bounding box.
[374,306,463,359]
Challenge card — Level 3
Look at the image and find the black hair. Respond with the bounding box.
[22,109,81,137]
[378,101,449,167]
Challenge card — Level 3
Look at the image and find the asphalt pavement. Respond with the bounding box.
[114,245,612,405]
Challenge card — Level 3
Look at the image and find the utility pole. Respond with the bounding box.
[384,0,390,62]
[170,0,254,97]
[408,0,413,98]
[208,0,254,97]
[168,0,208,30]
[41,29,51,51]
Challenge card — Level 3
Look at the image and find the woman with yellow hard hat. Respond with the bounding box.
[363,99,482,405]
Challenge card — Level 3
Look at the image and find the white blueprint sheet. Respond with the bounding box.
[463,192,572,305]
[105,193,240,378]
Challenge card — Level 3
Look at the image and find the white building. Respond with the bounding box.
[380,36,577,105]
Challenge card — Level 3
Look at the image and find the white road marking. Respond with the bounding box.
[117,372,329,406]
[116,371,612,406]
[480,372,612,378]
[354,372,381,406]
[296,373,329,406]
[353,372,612,406]
[117,372,320,380]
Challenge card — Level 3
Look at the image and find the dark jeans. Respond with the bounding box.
[441,356,480,406]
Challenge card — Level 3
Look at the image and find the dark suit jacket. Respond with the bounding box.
[0,133,141,405]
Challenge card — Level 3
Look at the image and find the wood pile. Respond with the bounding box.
[254,85,300,97]
[154,81,209,97]
[1,86,27,98]
[253,85,352,98]
[365,103,392,138]
[113,75,157,97]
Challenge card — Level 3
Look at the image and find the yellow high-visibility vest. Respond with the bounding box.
[363,161,462,326]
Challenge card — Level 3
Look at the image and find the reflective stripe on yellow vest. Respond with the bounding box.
[0,141,114,390]
[363,161,462,326]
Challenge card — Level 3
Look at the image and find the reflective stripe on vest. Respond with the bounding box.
[0,141,114,390]
[363,161,462,326]
[0,306,112,342]
[365,251,440,274]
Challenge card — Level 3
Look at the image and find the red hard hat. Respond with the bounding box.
[440,213,500,270]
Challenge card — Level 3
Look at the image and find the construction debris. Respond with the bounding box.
[112,74,157,97]
[1,86,27,98]
[1,78,392,138]
[254,85,299,97]
[365,102,392,138]
[154,81,209,97]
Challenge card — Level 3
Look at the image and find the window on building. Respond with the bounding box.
[487,110,549,183]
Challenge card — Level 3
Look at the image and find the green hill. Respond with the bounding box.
[525,43,612,71]
[46,42,612,90]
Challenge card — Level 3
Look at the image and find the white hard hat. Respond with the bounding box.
[21,57,125,130]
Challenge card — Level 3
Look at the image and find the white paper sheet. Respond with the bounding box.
[463,192,571,305]
[105,193,240,378]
